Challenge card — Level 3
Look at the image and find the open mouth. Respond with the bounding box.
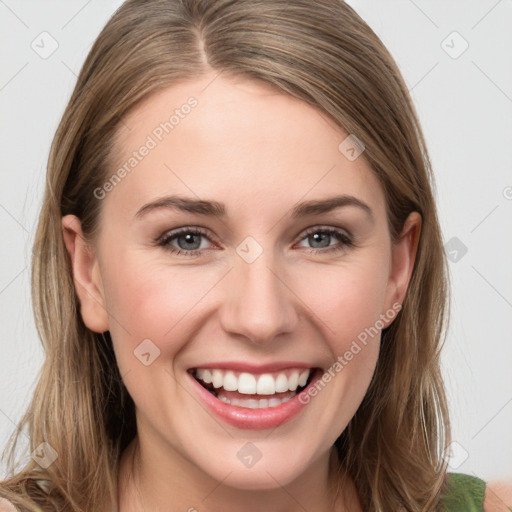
[188,367,320,409]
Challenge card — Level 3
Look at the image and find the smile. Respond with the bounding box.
[187,365,322,429]
[193,368,312,407]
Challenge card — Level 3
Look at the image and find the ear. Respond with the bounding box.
[61,215,109,333]
[382,211,421,326]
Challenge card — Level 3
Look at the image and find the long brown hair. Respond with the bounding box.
[0,1,451,510]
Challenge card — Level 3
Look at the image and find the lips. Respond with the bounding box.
[186,363,321,429]
[187,364,321,429]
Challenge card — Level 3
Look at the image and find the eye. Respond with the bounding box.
[295,227,354,254]
[156,227,214,256]
[155,226,354,257]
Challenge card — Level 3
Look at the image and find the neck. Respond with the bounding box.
[117,431,360,512]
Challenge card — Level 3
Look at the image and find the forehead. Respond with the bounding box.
[104,73,386,223]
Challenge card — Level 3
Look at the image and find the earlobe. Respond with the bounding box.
[382,212,422,326]
[61,215,109,333]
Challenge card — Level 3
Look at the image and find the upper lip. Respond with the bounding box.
[188,361,317,374]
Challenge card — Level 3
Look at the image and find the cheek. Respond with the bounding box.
[293,253,390,352]
[290,253,388,421]
[100,252,225,369]
[99,255,223,429]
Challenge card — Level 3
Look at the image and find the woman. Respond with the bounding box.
[1,0,510,510]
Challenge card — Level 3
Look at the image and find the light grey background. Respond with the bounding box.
[1,0,511,481]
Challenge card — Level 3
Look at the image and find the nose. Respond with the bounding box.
[218,249,299,346]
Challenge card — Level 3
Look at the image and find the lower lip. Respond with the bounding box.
[188,371,320,430]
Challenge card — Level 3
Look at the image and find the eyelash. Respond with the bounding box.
[299,227,354,254]
[155,226,354,257]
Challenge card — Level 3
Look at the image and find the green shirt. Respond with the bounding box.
[442,473,486,511]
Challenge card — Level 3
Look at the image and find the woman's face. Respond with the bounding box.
[64,73,418,490]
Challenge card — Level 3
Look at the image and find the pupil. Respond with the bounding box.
[309,232,330,248]
[178,233,201,250]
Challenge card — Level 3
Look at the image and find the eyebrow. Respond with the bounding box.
[290,195,373,221]
[135,196,226,219]
[134,194,374,222]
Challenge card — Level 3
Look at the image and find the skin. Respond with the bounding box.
[62,73,422,512]
[484,482,512,511]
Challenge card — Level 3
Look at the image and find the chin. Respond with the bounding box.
[193,442,319,491]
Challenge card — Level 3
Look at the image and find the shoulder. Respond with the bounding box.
[443,472,486,510]
[444,473,512,512]
[484,480,512,512]
[0,497,17,512]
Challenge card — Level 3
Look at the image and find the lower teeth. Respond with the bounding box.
[217,395,293,409]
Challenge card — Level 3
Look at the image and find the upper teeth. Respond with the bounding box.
[195,368,311,395]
